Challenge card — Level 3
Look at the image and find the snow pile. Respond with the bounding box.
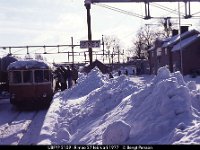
[102,120,131,144]
[122,67,193,144]
[62,67,107,99]
[38,67,140,144]
[38,66,200,145]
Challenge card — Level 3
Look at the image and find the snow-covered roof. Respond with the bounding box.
[148,38,170,51]
[172,34,200,52]
[7,59,51,70]
[162,29,199,48]
[148,45,155,51]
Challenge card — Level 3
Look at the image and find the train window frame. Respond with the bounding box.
[44,70,50,82]
[9,71,22,84]
[34,69,50,83]
[22,70,33,83]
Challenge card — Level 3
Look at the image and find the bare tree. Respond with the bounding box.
[132,25,165,59]
[104,35,122,63]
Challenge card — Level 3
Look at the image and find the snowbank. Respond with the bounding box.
[102,120,131,144]
[38,66,200,145]
[62,67,107,99]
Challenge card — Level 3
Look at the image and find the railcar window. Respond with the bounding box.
[23,71,33,83]
[34,70,50,83]
[12,71,22,83]
[44,70,50,82]
[34,70,43,83]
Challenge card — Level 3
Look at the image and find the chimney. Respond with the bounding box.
[180,26,189,34]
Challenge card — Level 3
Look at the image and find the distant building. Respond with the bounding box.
[149,28,200,75]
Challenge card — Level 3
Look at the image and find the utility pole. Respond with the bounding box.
[122,49,125,63]
[108,50,111,65]
[111,50,114,69]
[164,17,172,37]
[102,35,105,63]
[178,2,183,74]
[68,51,70,62]
[117,46,120,63]
[85,1,93,65]
[9,47,11,55]
[71,37,74,65]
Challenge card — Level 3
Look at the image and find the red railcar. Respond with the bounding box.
[7,60,54,108]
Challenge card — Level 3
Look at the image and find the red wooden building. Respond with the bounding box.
[148,29,200,75]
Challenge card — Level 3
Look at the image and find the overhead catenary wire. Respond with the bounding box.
[93,3,144,19]
[94,2,200,20]
[191,11,200,16]
[151,2,185,16]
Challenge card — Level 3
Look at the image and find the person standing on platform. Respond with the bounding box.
[71,65,78,84]
[66,66,72,89]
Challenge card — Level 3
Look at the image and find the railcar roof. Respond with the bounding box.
[7,60,51,70]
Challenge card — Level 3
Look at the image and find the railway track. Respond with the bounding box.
[0,110,39,145]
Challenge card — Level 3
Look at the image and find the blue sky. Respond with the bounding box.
[0,0,200,62]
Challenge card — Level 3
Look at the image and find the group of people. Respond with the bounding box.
[53,65,78,92]
[118,69,136,76]
[118,70,129,76]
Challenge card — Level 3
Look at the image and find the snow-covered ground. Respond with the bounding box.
[0,99,47,145]
[1,66,200,145]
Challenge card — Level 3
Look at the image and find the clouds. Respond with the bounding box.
[1,0,200,62]
[0,0,86,46]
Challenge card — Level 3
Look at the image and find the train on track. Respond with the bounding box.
[7,59,54,108]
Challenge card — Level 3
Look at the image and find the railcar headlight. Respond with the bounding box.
[42,93,47,98]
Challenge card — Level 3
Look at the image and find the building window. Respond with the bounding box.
[157,48,162,56]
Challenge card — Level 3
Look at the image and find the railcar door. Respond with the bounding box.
[34,69,53,105]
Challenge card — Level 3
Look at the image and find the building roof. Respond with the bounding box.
[82,59,110,74]
[171,34,200,52]
[148,38,168,52]
[162,29,200,48]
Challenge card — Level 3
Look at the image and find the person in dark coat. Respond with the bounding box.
[132,69,135,75]
[118,70,121,76]
[53,68,62,92]
[60,66,67,90]
[125,70,128,76]
[71,65,78,84]
[109,72,114,79]
[66,66,72,89]
[57,67,66,91]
